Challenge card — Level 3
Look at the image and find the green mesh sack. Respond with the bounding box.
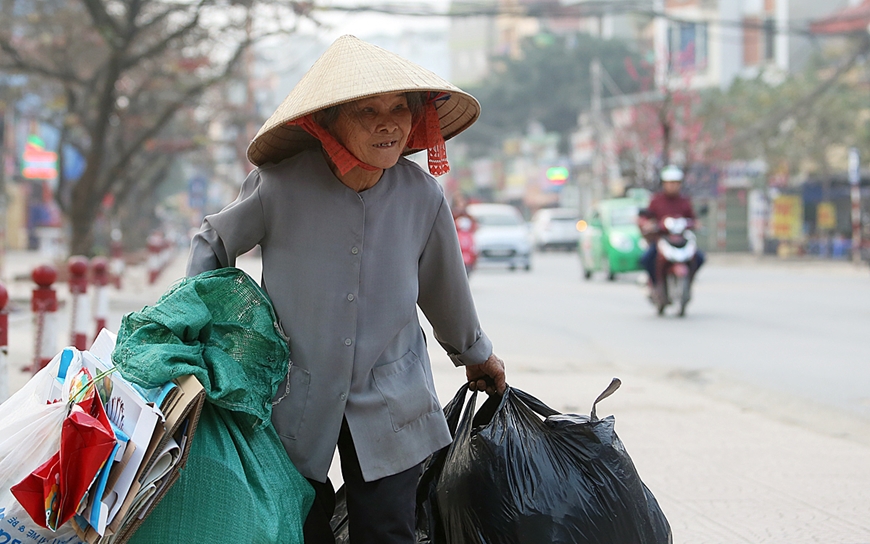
[113,267,291,427]
[127,403,311,544]
[112,267,313,544]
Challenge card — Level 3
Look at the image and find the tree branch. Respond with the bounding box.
[121,2,209,69]
[98,38,249,197]
[113,153,173,210]
[0,38,84,84]
[726,35,870,147]
[81,0,123,46]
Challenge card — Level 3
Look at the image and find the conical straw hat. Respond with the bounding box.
[246,34,481,167]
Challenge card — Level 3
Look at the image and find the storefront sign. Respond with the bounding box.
[22,135,57,180]
[816,201,837,231]
[771,195,803,240]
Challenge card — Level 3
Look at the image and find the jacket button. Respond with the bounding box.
[351,246,359,255]
[347,293,355,301]
[340,393,347,400]
[344,338,353,346]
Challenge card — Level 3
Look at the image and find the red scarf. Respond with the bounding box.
[289,93,450,176]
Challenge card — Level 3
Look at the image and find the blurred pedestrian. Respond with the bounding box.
[186,35,507,544]
[452,193,478,275]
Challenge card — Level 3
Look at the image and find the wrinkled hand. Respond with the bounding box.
[466,353,507,395]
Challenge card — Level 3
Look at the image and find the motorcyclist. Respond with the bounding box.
[638,165,705,292]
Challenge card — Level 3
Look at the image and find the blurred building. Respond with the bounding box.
[653,0,858,91]
[450,0,655,86]
[448,0,658,216]
[576,0,867,254]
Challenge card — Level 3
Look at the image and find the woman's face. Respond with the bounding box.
[330,93,413,170]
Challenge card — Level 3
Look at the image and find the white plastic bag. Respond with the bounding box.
[0,348,86,543]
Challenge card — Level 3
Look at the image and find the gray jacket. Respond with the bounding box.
[186,149,492,482]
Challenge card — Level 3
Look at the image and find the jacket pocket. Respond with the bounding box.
[373,350,440,432]
[271,364,310,440]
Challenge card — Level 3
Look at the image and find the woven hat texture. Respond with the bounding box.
[246,34,480,167]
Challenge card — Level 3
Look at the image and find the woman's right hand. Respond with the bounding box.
[466,353,506,395]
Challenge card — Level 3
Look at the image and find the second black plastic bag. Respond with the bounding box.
[422,379,672,544]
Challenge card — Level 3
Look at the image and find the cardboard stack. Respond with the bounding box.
[71,329,206,544]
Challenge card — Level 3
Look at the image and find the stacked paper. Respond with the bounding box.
[1,330,205,544]
[70,330,206,544]
[20,329,205,544]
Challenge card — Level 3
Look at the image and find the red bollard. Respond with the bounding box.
[147,233,163,285]
[68,256,90,350]
[0,282,8,401]
[31,264,58,374]
[91,256,110,340]
[110,238,125,289]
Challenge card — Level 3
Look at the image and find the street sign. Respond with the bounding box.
[546,166,569,187]
[816,201,837,231]
[771,195,802,241]
[188,175,207,210]
[22,135,58,180]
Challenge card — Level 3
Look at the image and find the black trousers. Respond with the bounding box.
[303,419,422,544]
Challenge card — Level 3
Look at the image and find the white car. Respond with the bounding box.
[530,207,580,251]
[466,203,532,271]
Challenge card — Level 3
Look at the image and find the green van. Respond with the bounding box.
[578,191,650,280]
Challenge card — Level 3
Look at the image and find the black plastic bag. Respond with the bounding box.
[334,378,671,544]
[432,378,671,543]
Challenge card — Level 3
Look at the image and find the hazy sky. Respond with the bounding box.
[255,0,454,114]
[306,0,451,41]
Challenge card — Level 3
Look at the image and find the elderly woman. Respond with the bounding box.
[186,35,506,543]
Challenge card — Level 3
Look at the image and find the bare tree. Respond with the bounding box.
[611,53,733,189]
[0,0,307,255]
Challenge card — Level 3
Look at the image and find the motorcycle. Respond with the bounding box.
[455,215,478,276]
[652,216,697,317]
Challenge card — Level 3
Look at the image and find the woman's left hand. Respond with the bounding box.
[466,353,507,395]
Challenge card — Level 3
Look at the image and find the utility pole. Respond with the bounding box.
[848,147,862,263]
[590,58,604,204]
[0,105,8,281]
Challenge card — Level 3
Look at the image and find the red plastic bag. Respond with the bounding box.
[11,380,116,530]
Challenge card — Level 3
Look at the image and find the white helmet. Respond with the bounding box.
[660,165,684,183]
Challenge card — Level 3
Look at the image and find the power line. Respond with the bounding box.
[307,1,845,38]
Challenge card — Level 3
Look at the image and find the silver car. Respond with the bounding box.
[530,207,580,251]
[466,203,532,271]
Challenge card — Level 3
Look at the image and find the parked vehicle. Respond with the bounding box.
[530,207,581,251]
[466,203,532,271]
[578,198,647,280]
[650,216,698,317]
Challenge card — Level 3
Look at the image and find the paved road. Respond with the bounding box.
[461,251,870,423]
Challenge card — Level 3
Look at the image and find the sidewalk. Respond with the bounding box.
[1,248,192,395]
[0,248,188,311]
[2,250,869,542]
[706,250,870,274]
[462,365,870,543]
